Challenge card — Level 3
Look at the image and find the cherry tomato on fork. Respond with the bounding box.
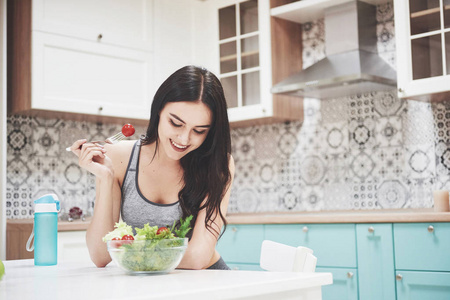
[121,124,135,137]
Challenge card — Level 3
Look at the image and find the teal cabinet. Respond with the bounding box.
[265,224,358,300]
[217,222,450,299]
[216,224,264,265]
[264,224,357,268]
[396,271,450,300]
[356,223,396,300]
[394,223,450,300]
[317,267,358,300]
[394,223,450,272]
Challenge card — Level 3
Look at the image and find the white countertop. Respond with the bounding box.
[0,260,333,300]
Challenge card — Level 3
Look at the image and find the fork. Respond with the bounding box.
[65,131,127,151]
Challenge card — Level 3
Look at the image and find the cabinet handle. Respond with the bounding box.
[368,226,374,233]
[232,227,237,233]
[398,88,404,93]
[428,225,434,233]
[396,274,403,281]
[98,106,103,112]
[347,272,353,278]
[97,34,103,40]
[302,226,309,233]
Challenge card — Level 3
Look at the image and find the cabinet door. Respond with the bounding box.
[264,224,357,268]
[57,231,91,263]
[32,32,153,120]
[394,223,450,272]
[394,0,450,100]
[316,267,358,300]
[32,0,153,51]
[216,224,264,264]
[215,0,273,123]
[356,223,396,300]
[396,271,450,300]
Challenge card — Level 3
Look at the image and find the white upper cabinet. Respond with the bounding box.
[32,0,153,51]
[8,0,154,122]
[211,0,303,126]
[32,32,152,120]
[394,0,450,101]
[216,0,273,123]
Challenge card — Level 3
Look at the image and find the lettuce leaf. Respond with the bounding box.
[102,221,134,242]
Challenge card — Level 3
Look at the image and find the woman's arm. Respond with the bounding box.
[69,140,125,267]
[177,155,235,270]
[85,174,122,267]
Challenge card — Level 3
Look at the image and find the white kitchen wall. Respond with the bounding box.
[5,2,450,219]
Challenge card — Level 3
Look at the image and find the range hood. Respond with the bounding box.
[271,0,397,99]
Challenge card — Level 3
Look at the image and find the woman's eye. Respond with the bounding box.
[170,120,182,127]
[194,129,207,135]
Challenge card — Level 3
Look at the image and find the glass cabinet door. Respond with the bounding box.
[218,0,260,110]
[408,0,450,80]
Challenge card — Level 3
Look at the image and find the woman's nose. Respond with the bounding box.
[178,130,190,145]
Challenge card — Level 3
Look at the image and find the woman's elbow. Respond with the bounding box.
[89,250,112,268]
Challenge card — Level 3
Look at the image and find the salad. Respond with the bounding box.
[104,216,192,273]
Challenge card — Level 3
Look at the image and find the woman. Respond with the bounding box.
[70,65,234,270]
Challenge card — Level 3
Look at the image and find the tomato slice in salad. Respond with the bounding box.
[156,227,169,235]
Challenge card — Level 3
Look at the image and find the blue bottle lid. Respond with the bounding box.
[34,194,60,213]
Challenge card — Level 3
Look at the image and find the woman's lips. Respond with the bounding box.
[170,139,189,152]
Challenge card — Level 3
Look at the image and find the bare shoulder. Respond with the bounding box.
[104,140,137,179]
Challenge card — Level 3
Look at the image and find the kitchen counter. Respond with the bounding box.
[0,260,333,300]
[7,217,91,231]
[226,208,450,224]
[7,208,450,234]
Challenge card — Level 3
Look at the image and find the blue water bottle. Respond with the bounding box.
[26,194,60,266]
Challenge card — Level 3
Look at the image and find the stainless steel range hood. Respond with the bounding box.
[271,0,397,99]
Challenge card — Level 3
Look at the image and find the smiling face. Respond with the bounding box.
[157,101,212,161]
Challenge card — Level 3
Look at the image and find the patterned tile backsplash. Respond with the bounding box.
[6,118,147,219]
[5,3,450,218]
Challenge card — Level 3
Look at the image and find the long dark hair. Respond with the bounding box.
[141,65,231,238]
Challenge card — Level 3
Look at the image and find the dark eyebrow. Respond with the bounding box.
[169,113,210,128]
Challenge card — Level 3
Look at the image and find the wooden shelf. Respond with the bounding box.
[271,0,391,24]
[410,5,450,19]
[220,50,259,62]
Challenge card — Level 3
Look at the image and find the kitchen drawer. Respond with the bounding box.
[228,263,263,271]
[396,271,450,300]
[316,267,358,300]
[394,223,450,272]
[216,224,264,264]
[264,224,357,268]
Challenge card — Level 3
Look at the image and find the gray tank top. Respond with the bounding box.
[121,140,183,230]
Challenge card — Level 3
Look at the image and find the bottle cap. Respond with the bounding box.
[34,194,60,213]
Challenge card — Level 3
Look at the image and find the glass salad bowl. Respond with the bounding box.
[107,238,188,275]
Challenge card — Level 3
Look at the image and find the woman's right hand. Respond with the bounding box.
[68,139,114,178]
